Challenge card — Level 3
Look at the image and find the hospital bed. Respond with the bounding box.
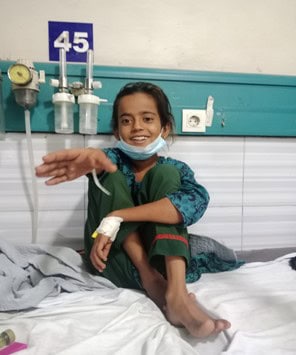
[0,240,295,355]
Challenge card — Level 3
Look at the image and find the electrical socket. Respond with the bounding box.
[182,109,206,133]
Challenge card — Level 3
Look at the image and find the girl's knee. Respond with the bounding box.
[150,164,180,183]
[101,170,131,195]
[89,170,135,210]
[144,164,181,197]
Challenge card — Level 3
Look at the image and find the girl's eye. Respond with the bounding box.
[120,117,132,125]
[143,116,154,123]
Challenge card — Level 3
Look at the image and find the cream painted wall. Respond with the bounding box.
[0,0,295,75]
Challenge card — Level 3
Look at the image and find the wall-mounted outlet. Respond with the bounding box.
[182,109,206,133]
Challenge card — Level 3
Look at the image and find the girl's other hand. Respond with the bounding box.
[90,234,113,272]
[35,148,117,185]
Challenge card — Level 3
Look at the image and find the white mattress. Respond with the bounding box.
[1,253,295,355]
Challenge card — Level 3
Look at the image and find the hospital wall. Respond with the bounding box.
[0,0,296,251]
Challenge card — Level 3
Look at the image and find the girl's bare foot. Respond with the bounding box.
[164,291,231,338]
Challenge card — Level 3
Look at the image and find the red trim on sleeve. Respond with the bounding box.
[152,234,189,247]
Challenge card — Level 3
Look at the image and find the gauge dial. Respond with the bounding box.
[8,64,32,85]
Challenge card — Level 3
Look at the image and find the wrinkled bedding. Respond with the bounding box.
[0,244,295,354]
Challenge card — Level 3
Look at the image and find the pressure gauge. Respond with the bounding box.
[8,63,32,86]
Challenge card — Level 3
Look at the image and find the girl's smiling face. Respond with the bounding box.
[115,93,170,147]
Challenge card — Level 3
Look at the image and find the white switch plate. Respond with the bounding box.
[182,109,206,133]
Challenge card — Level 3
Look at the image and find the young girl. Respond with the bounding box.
[35,82,231,338]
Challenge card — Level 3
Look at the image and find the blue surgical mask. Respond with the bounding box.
[116,132,167,160]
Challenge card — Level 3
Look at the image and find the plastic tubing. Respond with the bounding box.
[85,49,94,93]
[59,48,68,92]
[91,169,111,196]
[25,109,39,243]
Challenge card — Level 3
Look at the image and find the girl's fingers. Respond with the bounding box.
[90,247,107,272]
[35,162,69,176]
[96,236,111,261]
[42,149,81,163]
[99,158,117,173]
[102,241,112,260]
[90,235,112,272]
[45,176,68,186]
[36,149,117,183]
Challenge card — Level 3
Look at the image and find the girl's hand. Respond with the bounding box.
[90,234,113,273]
[35,148,117,185]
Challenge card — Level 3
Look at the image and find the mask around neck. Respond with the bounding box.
[116,132,167,160]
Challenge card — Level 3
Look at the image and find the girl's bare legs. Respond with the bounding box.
[122,231,167,309]
[164,256,231,338]
[122,233,231,338]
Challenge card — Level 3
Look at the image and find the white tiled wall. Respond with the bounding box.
[242,138,296,249]
[1,133,295,251]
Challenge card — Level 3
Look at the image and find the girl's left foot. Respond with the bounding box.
[164,291,231,338]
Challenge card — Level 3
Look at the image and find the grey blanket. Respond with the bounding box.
[0,239,116,312]
[189,234,237,261]
[0,235,237,312]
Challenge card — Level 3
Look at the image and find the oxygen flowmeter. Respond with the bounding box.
[8,59,45,109]
[8,63,32,85]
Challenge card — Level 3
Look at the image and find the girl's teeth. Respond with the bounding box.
[133,136,146,141]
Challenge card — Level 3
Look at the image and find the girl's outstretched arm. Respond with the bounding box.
[35,148,117,185]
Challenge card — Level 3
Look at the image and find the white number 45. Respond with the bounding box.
[54,31,89,53]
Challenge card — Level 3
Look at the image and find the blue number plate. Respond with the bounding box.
[48,21,93,63]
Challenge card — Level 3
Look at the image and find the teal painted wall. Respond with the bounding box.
[1,60,296,136]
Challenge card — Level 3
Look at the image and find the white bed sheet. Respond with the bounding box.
[1,253,295,355]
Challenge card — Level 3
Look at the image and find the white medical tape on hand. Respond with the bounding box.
[91,216,123,242]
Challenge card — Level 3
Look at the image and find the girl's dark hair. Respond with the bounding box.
[111,82,175,132]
